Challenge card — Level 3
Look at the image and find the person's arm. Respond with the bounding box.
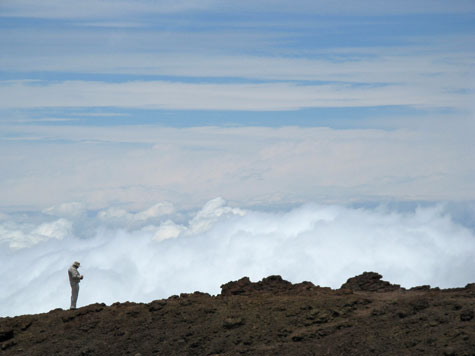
[71,268,82,282]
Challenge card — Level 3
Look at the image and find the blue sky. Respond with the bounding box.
[0,0,474,210]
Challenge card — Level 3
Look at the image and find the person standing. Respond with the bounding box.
[68,261,83,309]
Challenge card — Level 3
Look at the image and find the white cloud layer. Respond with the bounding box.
[1,125,473,211]
[0,198,474,317]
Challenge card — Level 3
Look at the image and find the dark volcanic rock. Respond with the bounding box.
[460,309,474,321]
[1,272,475,356]
[220,276,253,295]
[221,275,294,295]
[0,329,13,342]
[340,271,401,292]
[410,285,431,291]
[220,275,321,296]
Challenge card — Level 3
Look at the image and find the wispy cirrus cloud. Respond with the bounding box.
[2,48,472,82]
[0,78,470,111]
[1,0,474,20]
[1,0,472,118]
[0,0,216,19]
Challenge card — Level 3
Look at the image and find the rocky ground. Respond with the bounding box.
[1,272,474,355]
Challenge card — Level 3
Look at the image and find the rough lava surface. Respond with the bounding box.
[1,272,474,355]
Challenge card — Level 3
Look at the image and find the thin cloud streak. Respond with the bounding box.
[2,0,474,20]
[0,0,216,19]
[2,29,472,83]
[0,79,470,111]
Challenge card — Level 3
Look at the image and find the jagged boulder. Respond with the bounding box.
[340,272,401,292]
[220,277,253,295]
[220,275,303,296]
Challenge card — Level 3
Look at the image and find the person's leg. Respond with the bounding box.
[70,284,79,309]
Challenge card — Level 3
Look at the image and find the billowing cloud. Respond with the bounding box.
[0,199,474,317]
[98,202,175,226]
[0,218,72,249]
[43,202,87,218]
[186,198,245,235]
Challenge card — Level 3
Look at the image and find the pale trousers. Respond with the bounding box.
[70,284,79,309]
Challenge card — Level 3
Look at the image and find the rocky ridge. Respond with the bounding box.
[1,272,474,355]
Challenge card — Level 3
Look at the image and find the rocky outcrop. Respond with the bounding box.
[221,275,294,295]
[340,271,401,292]
[220,275,327,296]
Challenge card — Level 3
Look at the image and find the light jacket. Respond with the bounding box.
[68,265,81,286]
